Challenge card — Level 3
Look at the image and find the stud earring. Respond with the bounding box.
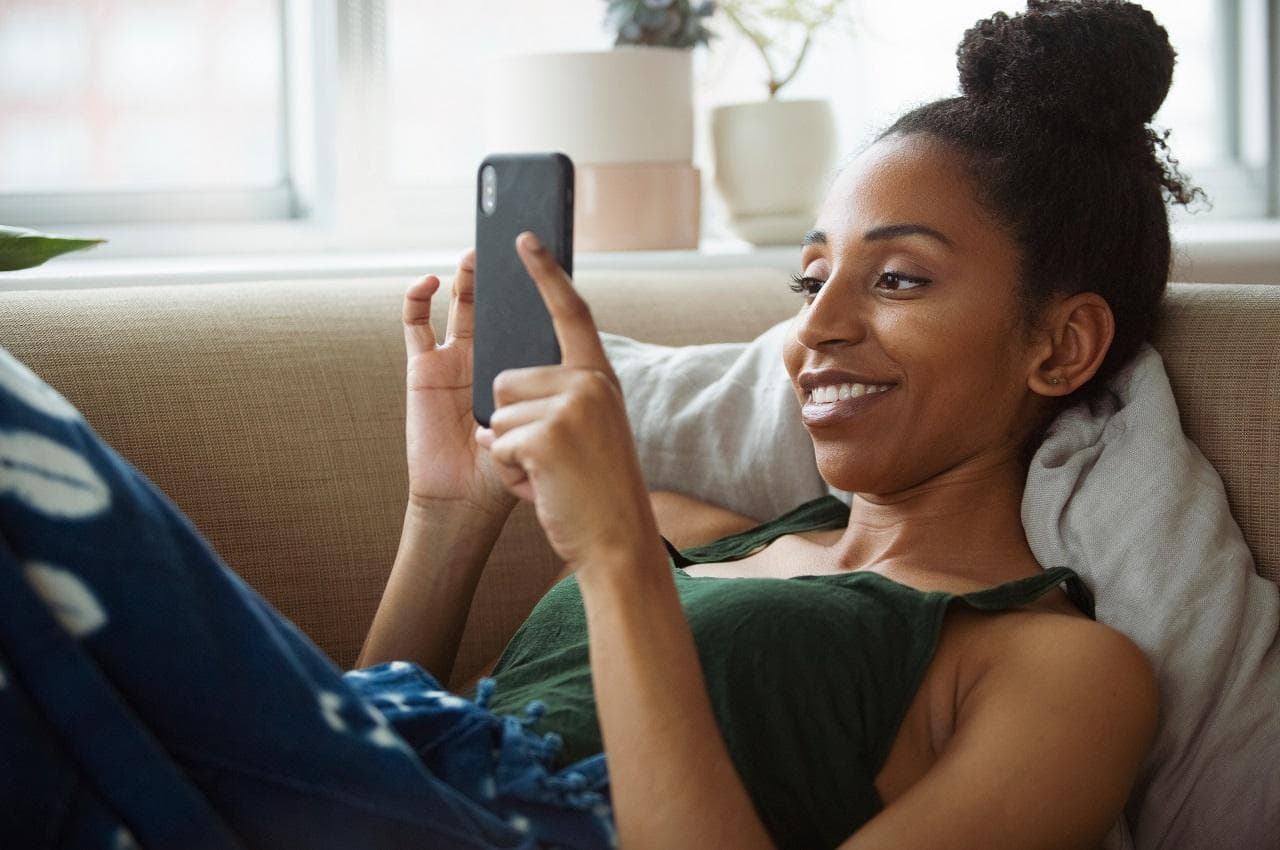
[1048,376,1062,386]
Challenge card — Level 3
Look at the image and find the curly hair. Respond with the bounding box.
[880,0,1204,415]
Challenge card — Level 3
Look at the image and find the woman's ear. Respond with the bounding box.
[1027,292,1116,397]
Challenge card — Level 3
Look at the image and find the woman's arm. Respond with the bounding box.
[357,253,517,680]
[842,616,1158,850]
[577,549,776,850]
[480,233,778,849]
[356,499,507,680]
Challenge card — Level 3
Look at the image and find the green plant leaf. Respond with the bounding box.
[0,226,106,272]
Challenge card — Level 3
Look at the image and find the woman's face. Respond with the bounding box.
[782,133,1042,495]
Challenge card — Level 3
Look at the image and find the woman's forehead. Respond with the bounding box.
[814,134,1001,253]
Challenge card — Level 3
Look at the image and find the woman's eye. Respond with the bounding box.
[875,271,930,292]
[789,273,825,295]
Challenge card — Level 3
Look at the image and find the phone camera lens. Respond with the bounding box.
[480,165,497,216]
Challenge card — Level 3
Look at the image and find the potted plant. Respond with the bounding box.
[483,1,715,251]
[711,1,845,245]
[606,0,716,48]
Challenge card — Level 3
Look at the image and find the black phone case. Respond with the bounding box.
[472,152,574,427]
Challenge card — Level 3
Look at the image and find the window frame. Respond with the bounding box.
[1180,0,1274,220]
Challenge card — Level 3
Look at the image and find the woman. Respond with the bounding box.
[0,1,1193,848]
[361,1,1195,847]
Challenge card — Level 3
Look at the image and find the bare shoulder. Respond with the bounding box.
[850,611,1158,849]
[960,610,1160,807]
[1007,611,1152,689]
[966,609,1157,719]
[648,490,761,550]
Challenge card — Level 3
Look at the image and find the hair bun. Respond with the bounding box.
[957,0,1175,138]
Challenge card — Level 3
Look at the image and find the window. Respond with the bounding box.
[0,0,1273,258]
[0,0,289,224]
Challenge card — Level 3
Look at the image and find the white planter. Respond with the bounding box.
[712,99,837,245]
[484,47,700,250]
[485,47,693,164]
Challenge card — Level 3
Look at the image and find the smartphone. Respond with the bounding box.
[472,152,575,427]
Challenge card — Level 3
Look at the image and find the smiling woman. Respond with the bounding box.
[368,2,1174,848]
[1,2,1202,850]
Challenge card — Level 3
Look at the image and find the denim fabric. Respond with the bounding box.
[0,346,613,850]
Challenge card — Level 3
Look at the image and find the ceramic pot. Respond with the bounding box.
[574,162,700,251]
[485,46,693,164]
[484,47,700,250]
[711,98,837,245]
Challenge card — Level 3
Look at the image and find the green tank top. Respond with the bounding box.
[486,495,1095,850]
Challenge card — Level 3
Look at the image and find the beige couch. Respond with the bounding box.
[0,271,1277,693]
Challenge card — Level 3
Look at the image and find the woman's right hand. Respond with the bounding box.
[402,249,516,522]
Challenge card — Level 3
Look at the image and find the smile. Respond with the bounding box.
[806,382,894,404]
[801,383,896,427]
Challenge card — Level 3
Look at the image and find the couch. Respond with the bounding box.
[0,270,1276,697]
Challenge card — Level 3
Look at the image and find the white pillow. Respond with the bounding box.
[1022,344,1280,850]
[602,321,826,521]
[604,329,1280,850]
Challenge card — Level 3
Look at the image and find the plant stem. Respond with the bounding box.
[721,4,779,98]
[771,32,813,97]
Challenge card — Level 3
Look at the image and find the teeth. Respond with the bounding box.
[808,382,893,404]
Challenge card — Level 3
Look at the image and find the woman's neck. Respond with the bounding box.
[826,452,1039,583]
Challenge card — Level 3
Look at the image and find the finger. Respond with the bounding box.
[476,424,535,501]
[403,274,441,354]
[515,232,615,377]
[484,419,539,481]
[444,247,477,346]
[487,395,560,437]
[492,365,617,410]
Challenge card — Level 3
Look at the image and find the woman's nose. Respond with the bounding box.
[794,280,868,350]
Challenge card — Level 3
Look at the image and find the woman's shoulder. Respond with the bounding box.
[874,608,1158,848]
[958,605,1157,722]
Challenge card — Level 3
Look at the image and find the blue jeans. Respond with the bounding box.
[0,346,613,850]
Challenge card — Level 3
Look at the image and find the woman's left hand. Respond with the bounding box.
[475,231,663,572]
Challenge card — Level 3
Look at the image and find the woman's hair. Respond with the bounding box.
[880,0,1202,412]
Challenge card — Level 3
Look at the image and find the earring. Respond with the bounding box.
[1048,376,1062,386]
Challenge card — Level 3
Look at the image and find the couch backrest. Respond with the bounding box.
[1152,284,1279,587]
[1,274,1276,675]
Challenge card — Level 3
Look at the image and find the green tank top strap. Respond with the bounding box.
[954,565,1096,619]
[660,493,1096,620]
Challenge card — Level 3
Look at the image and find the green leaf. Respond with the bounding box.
[0,225,106,272]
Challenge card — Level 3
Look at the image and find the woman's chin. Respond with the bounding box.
[814,455,878,495]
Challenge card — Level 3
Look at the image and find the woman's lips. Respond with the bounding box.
[801,385,896,427]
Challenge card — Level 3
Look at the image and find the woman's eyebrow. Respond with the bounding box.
[801,224,955,249]
[863,223,954,248]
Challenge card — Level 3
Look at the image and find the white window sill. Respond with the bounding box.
[0,237,801,291]
[2,220,1277,292]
